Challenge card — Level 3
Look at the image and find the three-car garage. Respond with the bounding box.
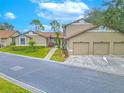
[72,41,124,55]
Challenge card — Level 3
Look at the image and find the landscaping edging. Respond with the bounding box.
[0,73,46,93]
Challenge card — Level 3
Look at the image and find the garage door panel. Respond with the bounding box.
[113,42,124,55]
[73,42,89,55]
[93,42,110,55]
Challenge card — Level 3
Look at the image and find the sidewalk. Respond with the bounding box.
[44,48,57,60]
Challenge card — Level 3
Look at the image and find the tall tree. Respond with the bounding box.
[86,0,124,32]
[85,9,105,26]
[30,19,44,31]
[50,20,61,48]
[50,20,60,32]
[0,22,14,30]
[103,0,124,31]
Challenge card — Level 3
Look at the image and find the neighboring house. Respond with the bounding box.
[15,34,32,46]
[15,31,64,47]
[0,30,20,48]
[64,18,124,55]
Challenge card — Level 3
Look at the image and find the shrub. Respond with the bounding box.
[10,42,15,46]
[48,42,55,47]
[28,40,36,47]
[10,46,17,51]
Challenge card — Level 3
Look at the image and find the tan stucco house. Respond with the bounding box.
[15,31,64,47]
[0,30,20,47]
[64,18,124,55]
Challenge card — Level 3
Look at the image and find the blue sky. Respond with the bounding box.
[0,0,103,32]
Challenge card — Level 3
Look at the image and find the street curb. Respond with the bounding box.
[1,52,124,78]
[0,51,68,68]
[0,52,69,68]
[1,52,124,76]
[0,73,47,93]
[0,51,63,63]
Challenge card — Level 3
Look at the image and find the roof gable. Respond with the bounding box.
[66,23,97,39]
[23,31,64,38]
[65,18,90,27]
[65,18,120,39]
[36,32,63,38]
[15,34,32,39]
[0,30,17,39]
[66,25,121,39]
[23,31,47,38]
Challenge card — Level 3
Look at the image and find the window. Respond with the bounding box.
[98,26,107,32]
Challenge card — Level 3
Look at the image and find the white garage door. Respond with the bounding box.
[93,42,110,55]
[113,42,124,55]
[73,42,89,55]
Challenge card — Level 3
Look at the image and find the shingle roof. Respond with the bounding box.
[65,18,85,27]
[0,30,17,39]
[36,32,64,38]
[66,23,97,39]
[63,18,97,39]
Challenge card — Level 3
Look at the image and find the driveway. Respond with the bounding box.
[65,55,124,76]
[0,53,124,93]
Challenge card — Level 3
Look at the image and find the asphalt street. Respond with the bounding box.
[0,53,124,93]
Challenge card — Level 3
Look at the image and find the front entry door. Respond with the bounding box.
[20,38,26,45]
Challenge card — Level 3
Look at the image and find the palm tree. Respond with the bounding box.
[30,19,44,31]
[50,20,61,48]
[50,20,60,32]
[55,32,61,48]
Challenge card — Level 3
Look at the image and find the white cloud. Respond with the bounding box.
[4,12,16,19]
[31,0,89,22]
[39,1,89,14]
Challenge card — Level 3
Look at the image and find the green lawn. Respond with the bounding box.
[0,46,51,58]
[51,49,68,62]
[0,77,31,93]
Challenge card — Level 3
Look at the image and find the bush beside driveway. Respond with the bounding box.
[0,46,51,58]
[0,77,31,93]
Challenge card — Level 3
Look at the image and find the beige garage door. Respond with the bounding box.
[113,42,124,55]
[93,42,110,55]
[73,42,89,55]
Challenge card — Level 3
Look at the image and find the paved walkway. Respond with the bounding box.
[0,53,124,93]
[44,48,57,60]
